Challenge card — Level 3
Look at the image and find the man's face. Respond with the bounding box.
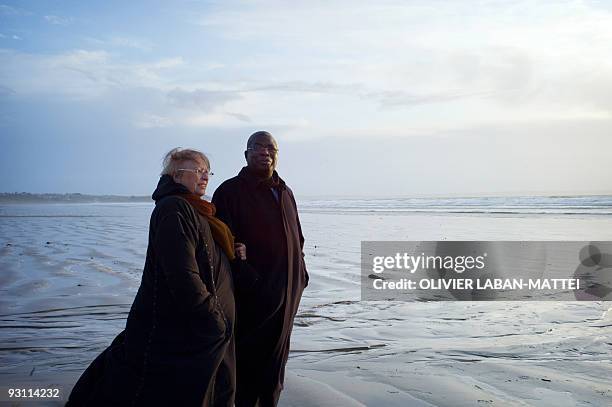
[245,134,278,177]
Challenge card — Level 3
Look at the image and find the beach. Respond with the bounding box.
[1,199,611,406]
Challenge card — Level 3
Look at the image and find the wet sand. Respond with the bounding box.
[1,203,611,406]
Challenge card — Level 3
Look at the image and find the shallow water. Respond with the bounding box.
[1,201,611,405]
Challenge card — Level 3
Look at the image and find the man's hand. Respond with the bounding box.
[234,242,247,260]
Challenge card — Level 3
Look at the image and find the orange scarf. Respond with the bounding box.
[180,194,236,261]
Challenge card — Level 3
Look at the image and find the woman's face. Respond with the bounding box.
[173,158,210,196]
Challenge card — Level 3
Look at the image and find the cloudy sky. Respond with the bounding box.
[1,0,611,197]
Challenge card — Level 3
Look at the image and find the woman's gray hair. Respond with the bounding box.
[161,147,210,176]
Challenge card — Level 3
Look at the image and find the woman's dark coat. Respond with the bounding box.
[212,167,308,406]
[67,175,236,407]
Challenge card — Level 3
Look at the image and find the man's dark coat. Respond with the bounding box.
[212,167,308,406]
[67,175,236,406]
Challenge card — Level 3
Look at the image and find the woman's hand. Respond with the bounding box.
[234,243,246,260]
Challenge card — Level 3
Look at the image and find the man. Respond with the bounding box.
[212,130,309,406]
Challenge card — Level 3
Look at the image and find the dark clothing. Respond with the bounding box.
[67,175,236,407]
[212,167,308,406]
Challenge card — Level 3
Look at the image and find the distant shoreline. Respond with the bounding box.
[0,193,151,204]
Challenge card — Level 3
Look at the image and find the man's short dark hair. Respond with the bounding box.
[247,131,273,149]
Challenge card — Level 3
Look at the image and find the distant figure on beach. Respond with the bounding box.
[67,148,246,406]
[212,130,309,406]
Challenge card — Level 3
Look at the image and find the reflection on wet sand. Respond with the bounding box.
[1,202,611,406]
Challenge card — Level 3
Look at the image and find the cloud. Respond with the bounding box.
[44,15,73,26]
[0,50,246,129]
[133,113,173,129]
[0,32,22,40]
[0,84,16,96]
[166,88,241,111]
[0,4,30,16]
[366,89,500,108]
[248,80,362,95]
[540,70,612,114]
[0,49,187,98]
[194,0,612,119]
[84,36,154,51]
[109,36,152,51]
[226,112,252,122]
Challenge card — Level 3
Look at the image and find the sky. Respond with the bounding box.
[1,0,611,197]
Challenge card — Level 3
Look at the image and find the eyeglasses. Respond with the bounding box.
[247,143,279,154]
[176,168,214,178]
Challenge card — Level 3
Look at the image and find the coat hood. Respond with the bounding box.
[151,174,191,202]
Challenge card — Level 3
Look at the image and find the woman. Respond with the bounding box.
[67,148,245,406]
